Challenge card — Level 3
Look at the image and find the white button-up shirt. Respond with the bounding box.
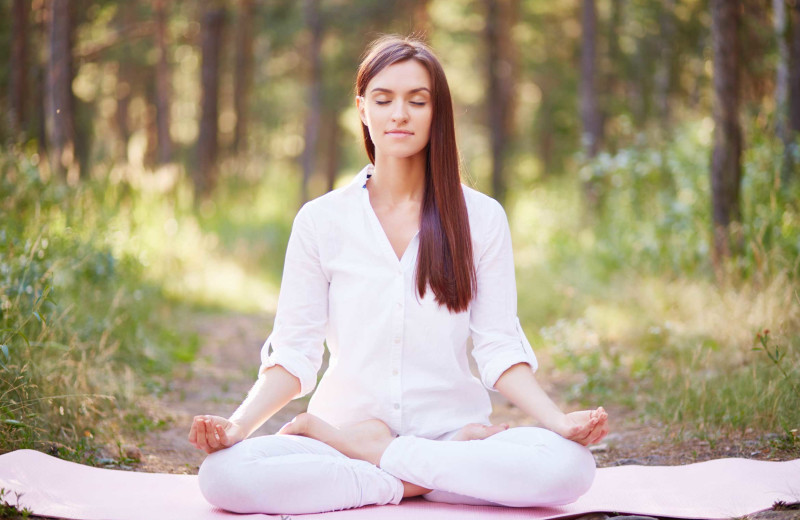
[259,164,537,440]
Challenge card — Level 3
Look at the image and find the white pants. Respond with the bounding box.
[198,426,596,515]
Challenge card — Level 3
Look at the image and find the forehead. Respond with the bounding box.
[367,59,431,93]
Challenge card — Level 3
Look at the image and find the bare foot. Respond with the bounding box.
[450,422,509,442]
[278,413,394,467]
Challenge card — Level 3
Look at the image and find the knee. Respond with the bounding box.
[198,446,253,513]
[544,441,596,505]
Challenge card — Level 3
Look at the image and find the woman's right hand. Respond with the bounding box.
[188,415,245,454]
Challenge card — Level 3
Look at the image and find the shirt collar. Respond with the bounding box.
[345,163,375,194]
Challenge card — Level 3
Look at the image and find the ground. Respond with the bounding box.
[135,310,796,474]
[96,310,797,519]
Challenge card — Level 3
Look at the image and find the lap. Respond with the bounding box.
[205,432,346,465]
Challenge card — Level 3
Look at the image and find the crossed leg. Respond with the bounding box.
[198,414,595,514]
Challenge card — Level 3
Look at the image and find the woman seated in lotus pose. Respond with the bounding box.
[188,35,609,515]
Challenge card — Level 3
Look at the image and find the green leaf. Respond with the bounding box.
[15,330,29,347]
[0,344,8,361]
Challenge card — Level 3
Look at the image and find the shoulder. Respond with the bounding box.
[461,184,508,229]
[294,171,363,225]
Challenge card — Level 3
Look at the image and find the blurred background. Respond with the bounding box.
[1,0,799,462]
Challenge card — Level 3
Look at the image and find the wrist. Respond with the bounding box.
[539,411,567,433]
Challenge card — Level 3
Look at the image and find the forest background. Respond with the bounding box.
[1,0,799,466]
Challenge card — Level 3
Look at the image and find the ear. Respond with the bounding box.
[355,95,368,126]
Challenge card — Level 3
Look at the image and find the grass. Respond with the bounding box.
[0,488,31,519]
[510,119,800,445]
[2,115,799,462]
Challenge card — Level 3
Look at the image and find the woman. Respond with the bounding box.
[189,35,608,515]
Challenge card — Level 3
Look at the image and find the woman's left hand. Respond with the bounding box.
[551,407,609,446]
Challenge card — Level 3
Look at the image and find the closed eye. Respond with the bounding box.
[375,101,428,106]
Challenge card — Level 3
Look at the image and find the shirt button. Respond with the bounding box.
[393,403,400,410]
[392,369,399,376]
[393,336,401,343]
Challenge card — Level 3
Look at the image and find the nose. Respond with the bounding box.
[391,102,409,123]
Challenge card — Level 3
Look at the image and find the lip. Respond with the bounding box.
[385,130,414,135]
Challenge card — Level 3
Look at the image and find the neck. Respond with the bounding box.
[369,152,426,205]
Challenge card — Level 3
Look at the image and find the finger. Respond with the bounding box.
[205,420,220,449]
[216,424,230,446]
[589,426,609,445]
[188,418,198,445]
[586,425,605,445]
[196,419,210,452]
[574,417,599,444]
[574,426,594,445]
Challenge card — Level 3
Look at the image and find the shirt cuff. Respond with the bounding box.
[259,335,319,399]
[480,318,539,392]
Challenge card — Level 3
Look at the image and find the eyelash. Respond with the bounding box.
[375,101,427,106]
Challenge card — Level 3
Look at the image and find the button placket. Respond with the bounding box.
[388,275,404,430]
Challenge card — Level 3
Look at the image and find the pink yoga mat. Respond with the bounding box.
[1,449,798,520]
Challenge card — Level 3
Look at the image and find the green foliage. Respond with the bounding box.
[513,118,800,436]
[0,148,199,458]
[0,488,31,519]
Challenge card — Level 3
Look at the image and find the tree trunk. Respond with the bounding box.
[113,3,135,160]
[788,0,800,184]
[323,108,341,192]
[46,0,78,181]
[32,1,47,160]
[301,0,322,204]
[656,0,676,134]
[775,0,789,143]
[9,0,28,137]
[233,0,255,154]
[195,6,225,198]
[581,0,603,209]
[485,0,518,205]
[603,0,622,153]
[580,0,601,159]
[710,0,742,264]
[154,0,172,164]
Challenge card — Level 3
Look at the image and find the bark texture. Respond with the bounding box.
[790,2,800,136]
[710,0,742,262]
[195,7,225,197]
[233,0,255,154]
[485,0,518,205]
[580,0,601,158]
[46,0,78,179]
[9,0,28,136]
[154,0,172,164]
[301,0,322,204]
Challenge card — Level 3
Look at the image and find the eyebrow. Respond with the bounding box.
[370,87,431,95]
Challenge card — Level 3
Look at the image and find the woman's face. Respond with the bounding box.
[357,59,433,161]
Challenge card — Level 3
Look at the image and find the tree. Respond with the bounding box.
[9,0,28,137]
[485,0,518,205]
[580,0,603,208]
[710,0,742,264]
[789,0,800,184]
[301,0,322,204]
[46,0,78,181]
[195,6,225,197]
[154,0,173,164]
[233,0,255,154]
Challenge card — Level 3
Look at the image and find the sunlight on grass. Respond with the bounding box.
[507,121,800,435]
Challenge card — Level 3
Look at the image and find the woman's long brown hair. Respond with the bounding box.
[355,35,476,313]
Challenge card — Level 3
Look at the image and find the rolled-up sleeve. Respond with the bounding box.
[259,202,328,399]
[469,200,538,392]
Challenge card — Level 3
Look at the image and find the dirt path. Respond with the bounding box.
[136,311,798,475]
[137,312,307,474]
